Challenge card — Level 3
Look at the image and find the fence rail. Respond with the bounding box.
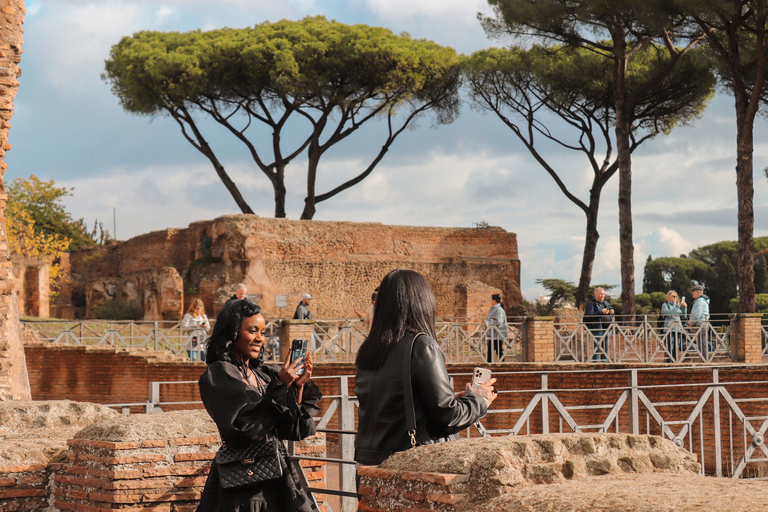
[23,318,526,364]
[554,314,737,364]
[23,314,752,364]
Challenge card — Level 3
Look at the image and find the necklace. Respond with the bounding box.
[238,361,265,394]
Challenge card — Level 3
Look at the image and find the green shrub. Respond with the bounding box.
[93,296,143,320]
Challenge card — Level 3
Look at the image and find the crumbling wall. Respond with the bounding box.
[357,434,768,512]
[0,401,328,511]
[59,215,522,321]
[0,0,28,401]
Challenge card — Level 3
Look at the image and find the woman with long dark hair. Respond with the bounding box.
[196,299,322,512]
[354,269,497,466]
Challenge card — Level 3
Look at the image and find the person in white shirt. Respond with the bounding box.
[182,299,210,362]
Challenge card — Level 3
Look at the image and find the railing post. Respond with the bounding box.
[734,313,763,363]
[541,374,549,434]
[522,316,555,362]
[629,369,639,435]
[338,376,357,512]
[154,321,159,351]
[712,368,722,477]
[148,381,161,413]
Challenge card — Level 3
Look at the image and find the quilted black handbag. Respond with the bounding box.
[215,437,283,489]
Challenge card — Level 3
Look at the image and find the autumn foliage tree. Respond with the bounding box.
[5,175,98,295]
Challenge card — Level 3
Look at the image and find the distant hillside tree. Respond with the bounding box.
[103,16,461,219]
[643,236,768,313]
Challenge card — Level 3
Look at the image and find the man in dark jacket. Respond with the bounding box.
[584,287,614,362]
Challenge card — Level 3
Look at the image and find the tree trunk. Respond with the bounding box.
[614,37,636,322]
[575,194,601,310]
[272,173,287,219]
[301,142,320,220]
[735,93,756,313]
[210,160,253,215]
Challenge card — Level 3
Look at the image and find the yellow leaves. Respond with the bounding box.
[6,207,71,294]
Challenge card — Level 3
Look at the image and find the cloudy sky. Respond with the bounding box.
[9,0,768,301]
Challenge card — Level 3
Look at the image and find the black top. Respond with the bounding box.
[196,361,322,511]
[354,333,487,465]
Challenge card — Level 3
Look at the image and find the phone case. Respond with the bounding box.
[472,367,492,387]
[290,338,308,375]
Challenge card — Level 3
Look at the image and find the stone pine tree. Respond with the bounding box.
[465,44,714,309]
[103,16,461,219]
[673,0,768,313]
[481,0,708,319]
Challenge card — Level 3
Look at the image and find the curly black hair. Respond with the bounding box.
[205,299,263,366]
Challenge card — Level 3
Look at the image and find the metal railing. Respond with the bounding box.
[105,364,768,511]
[473,365,768,479]
[23,318,525,364]
[23,319,282,359]
[554,314,736,363]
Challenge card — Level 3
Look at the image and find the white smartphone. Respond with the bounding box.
[472,367,492,387]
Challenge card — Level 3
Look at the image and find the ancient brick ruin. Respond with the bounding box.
[0,0,29,401]
[57,215,522,322]
[357,434,768,511]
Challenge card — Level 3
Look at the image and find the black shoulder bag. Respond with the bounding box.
[215,365,284,489]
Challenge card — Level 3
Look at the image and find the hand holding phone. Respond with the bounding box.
[472,367,492,387]
[290,338,308,376]
[469,367,497,407]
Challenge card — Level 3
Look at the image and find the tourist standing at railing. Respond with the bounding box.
[354,269,497,467]
[182,299,210,362]
[197,299,322,512]
[661,291,686,363]
[294,293,316,352]
[688,284,711,357]
[584,287,614,362]
[485,293,508,363]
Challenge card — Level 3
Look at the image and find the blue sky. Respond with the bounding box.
[9,0,768,301]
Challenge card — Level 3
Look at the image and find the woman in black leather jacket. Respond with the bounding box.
[354,269,497,466]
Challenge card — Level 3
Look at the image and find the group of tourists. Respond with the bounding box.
[584,284,711,363]
[190,269,498,511]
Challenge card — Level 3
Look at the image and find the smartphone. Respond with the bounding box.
[472,367,492,387]
[682,296,686,304]
[290,338,308,375]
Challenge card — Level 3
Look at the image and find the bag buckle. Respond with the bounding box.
[408,429,417,447]
[242,458,254,464]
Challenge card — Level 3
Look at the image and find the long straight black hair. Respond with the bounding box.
[355,269,437,371]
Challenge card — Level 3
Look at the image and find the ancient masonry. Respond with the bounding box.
[0,0,29,401]
[58,215,522,322]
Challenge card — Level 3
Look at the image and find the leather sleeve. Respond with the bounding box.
[411,335,487,436]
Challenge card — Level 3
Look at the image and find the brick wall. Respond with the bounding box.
[0,0,28,401]
[59,216,521,322]
[0,409,327,511]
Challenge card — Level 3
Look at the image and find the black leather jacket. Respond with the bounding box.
[354,333,487,465]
